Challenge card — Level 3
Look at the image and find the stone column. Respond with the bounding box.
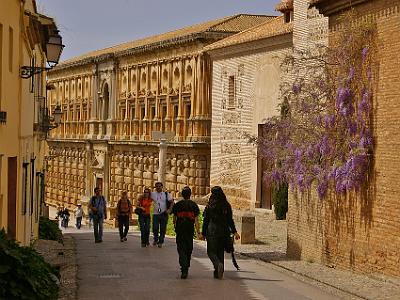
[85,143,92,197]
[110,65,118,120]
[158,139,168,186]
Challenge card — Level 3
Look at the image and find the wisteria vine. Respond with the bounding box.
[254,18,377,199]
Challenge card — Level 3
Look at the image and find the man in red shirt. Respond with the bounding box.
[172,186,202,279]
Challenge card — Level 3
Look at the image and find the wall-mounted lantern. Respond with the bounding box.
[20,31,64,79]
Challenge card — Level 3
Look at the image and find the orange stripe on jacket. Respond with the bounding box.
[176,211,195,220]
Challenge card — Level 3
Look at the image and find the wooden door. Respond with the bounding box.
[256,125,272,209]
[7,157,17,239]
[96,177,103,192]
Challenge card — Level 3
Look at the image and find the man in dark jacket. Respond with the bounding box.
[88,187,107,243]
[172,186,202,279]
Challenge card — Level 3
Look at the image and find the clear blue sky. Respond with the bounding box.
[36,0,277,61]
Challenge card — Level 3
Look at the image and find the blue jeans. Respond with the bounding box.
[152,213,168,245]
[76,217,82,229]
[93,214,104,242]
[139,214,151,245]
[118,215,129,239]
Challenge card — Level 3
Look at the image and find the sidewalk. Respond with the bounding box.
[233,219,400,300]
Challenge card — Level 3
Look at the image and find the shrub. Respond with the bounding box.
[272,183,288,220]
[39,217,63,243]
[0,229,59,300]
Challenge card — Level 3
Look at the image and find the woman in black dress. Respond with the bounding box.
[201,186,240,279]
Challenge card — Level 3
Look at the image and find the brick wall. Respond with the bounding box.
[287,0,400,278]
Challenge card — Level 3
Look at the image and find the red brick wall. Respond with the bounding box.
[287,0,400,278]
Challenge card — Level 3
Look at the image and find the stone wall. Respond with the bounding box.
[45,142,210,209]
[287,0,400,278]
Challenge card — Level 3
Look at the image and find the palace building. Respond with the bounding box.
[45,15,274,210]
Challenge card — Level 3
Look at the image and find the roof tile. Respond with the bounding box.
[204,16,293,51]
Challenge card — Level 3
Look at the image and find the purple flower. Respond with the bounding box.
[336,87,352,110]
[362,47,369,62]
[323,114,336,128]
[359,89,370,114]
[347,67,355,82]
[319,136,330,156]
[317,179,328,199]
[272,170,282,183]
[292,83,301,95]
[359,135,373,149]
[348,121,357,136]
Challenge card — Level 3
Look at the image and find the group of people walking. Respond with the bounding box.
[87,182,240,279]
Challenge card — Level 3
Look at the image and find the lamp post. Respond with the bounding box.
[152,131,175,186]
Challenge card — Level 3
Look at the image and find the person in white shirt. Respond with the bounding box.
[151,181,174,248]
[74,204,84,229]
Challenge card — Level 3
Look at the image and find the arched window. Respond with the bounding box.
[141,72,147,90]
[173,67,180,89]
[185,65,192,83]
[151,71,157,92]
[131,74,137,91]
[122,75,127,92]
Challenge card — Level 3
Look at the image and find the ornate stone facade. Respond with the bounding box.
[45,15,272,209]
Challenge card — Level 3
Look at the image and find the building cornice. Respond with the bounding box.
[310,0,372,16]
[49,32,231,73]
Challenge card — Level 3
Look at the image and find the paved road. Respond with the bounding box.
[72,230,342,300]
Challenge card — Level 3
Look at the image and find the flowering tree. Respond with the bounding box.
[254,16,377,199]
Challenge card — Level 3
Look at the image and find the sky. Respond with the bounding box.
[36,0,278,62]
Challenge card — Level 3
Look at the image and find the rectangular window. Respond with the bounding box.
[141,107,145,119]
[228,76,235,109]
[151,106,155,119]
[173,105,178,118]
[186,104,191,118]
[162,106,167,119]
[22,162,29,215]
[285,12,291,23]
[8,26,13,72]
[30,158,35,216]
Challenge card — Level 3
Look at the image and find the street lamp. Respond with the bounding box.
[46,32,64,67]
[52,105,63,125]
[20,31,64,79]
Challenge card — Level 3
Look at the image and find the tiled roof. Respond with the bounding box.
[276,0,294,12]
[56,14,274,69]
[204,16,293,51]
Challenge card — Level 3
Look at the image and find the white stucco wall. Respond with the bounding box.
[210,40,292,209]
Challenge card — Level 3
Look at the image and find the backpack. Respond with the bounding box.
[118,199,131,214]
